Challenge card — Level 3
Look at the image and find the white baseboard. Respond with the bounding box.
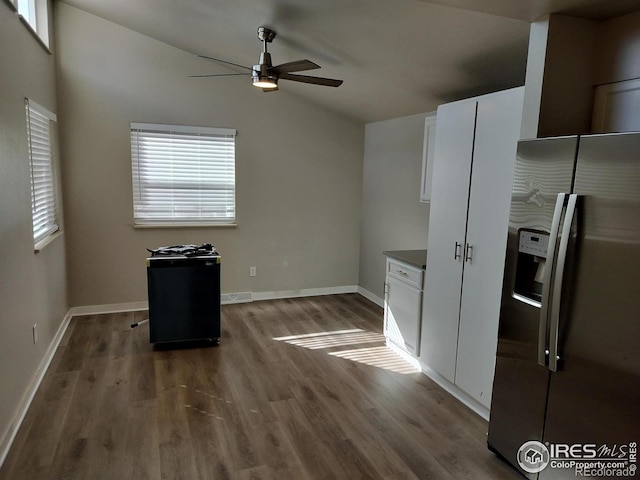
[252,285,358,302]
[68,301,149,316]
[357,286,384,307]
[0,309,73,468]
[67,286,362,315]
[419,362,490,421]
[221,292,252,304]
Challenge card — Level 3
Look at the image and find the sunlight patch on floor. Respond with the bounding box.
[272,329,384,349]
[273,329,420,374]
[329,346,420,374]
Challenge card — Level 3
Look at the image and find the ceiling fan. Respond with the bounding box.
[191,27,343,92]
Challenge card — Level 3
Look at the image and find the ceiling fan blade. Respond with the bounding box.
[196,55,252,71]
[270,59,320,75]
[189,73,250,78]
[279,73,343,87]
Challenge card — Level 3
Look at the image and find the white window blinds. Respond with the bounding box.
[130,123,236,225]
[26,98,58,245]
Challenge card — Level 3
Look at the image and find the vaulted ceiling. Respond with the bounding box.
[59,0,640,123]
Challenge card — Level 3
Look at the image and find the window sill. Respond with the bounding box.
[34,230,63,253]
[133,223,238,229]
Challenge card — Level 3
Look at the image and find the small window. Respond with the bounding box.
[130,123,237,226]
[26,98,59,247]
[16,0,50,48]
[17,0,36,28]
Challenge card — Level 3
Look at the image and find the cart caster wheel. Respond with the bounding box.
[213,338,220,346]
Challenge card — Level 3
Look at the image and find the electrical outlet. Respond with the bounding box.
[249,266,256,277]
[32,324,38,344]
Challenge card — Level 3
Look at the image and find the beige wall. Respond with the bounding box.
[521,11,640,138]
[55,3,364,306]
[594,10,640,85]
[358,113,431,301]
[0,0,69,457]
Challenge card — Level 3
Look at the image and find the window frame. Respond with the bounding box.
[25,98,60,251]
[130,122,237,228]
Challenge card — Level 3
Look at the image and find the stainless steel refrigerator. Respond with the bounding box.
[487,133,640,479]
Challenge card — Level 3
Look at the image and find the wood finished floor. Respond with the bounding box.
[0,294,520,480]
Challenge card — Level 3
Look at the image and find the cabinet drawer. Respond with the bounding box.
[387,259,423,288]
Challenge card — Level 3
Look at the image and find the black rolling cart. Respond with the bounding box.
[146,244,221,345]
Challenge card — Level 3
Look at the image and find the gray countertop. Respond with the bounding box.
[383,249,427,270]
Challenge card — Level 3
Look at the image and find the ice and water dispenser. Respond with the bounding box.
[513,229,550,305]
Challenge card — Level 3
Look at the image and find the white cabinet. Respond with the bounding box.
[420,114,437,203]
[420,87,524,409]
[592,78,640,133]
[384,258,423,357]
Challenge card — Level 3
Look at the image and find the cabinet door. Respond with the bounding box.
[420,115,437,202]
[455,88,524,408]
[420,99,477,382]
[385,275,422,356]
[592,78,640,133]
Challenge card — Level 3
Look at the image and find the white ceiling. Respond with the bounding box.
[58,0,640,123]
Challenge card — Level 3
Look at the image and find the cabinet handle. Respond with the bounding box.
[454,242,462,260]
[465,243,473,263]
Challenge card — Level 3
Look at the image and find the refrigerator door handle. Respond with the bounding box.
[549,194,578,372]
[538,193,566,366]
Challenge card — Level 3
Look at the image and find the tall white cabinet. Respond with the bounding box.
[420,87,524,409]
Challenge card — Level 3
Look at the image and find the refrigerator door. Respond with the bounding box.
[540,133,640,478]
[488,136,578,477]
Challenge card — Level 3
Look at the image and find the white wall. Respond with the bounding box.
[0,0,69,460]
[55,3,365,306]
[358,113,431,301]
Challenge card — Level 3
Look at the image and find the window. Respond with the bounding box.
[25,98,59,247]
[10,0,50,49]
[17,0,37,29]
[130,123,237,226]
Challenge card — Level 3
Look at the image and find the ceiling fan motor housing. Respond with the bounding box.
[252,52,278,87]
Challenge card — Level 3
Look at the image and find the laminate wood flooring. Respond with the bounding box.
[0,294,520,480]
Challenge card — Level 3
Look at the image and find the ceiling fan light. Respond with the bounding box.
[252,76,278,89]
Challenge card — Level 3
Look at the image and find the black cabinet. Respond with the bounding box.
[146,255,221,344]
